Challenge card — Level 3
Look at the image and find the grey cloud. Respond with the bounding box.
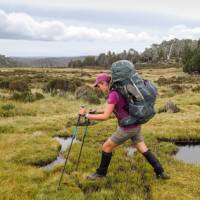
[0,10,154,42]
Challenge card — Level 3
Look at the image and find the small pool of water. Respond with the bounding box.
[42,136,77,170]
[126,147,136,157]
[175,145,200,164]
[42,155,65,170]
[54,137,74,152]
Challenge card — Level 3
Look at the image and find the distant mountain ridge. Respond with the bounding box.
[11,56,86,67]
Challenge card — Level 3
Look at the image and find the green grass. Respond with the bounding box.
[0,67,200,199]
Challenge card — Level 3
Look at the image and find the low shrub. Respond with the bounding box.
[0,104,16,117]
[9,80,29,92]
[12,92,34,102]
[1,104,15,111]
[43,78,83,94]
[156,76,200,86]
[75,85,92,99]
[35,92,45,100]
[156,77,169,86]
[11,92,45,102]
[75,85,101,104]
[0,125,14,133]
[170,84,184,93]
[0,80,10,89]
[192,85,200,93]
[83,94,101,104]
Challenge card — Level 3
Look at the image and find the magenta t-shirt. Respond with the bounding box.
[107,90,140,130]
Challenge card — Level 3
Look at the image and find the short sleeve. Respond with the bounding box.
[107,91,119,104]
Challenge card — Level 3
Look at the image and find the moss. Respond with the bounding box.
[0,125,14,134]
[0,102,37,118]
[0,161,45,200]
[0,134,60,166]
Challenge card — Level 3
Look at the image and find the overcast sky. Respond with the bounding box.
[0,0,200,57]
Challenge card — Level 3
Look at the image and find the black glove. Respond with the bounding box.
[88,109,97,114]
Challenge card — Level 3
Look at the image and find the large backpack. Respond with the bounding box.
[110,60,157,127]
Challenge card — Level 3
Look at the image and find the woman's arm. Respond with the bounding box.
[88,108,104,114]
[87,103,115,120]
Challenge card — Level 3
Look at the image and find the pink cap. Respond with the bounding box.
[92,73,111,87]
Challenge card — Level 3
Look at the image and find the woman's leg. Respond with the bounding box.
[95,138,119,176]
[102,137,119,153]
[92,125,132,179]
[87,138,120,180]
[133,141,148,154]
[134,141,166,177]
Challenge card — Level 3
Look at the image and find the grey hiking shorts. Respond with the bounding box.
[110,126,143,145]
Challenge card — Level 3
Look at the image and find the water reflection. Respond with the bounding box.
[175,145,200,164]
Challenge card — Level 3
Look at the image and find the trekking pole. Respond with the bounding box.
[75,117,90,171]
[58,114,81,189]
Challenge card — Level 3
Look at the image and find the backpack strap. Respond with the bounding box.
[107,88,122,114]
[129,78,144,101]
[110,88,130,113]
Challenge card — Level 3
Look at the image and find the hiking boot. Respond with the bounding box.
[86,172,105,180]
[156,172,170,180]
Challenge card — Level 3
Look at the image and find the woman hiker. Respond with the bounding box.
[79,72,169,180]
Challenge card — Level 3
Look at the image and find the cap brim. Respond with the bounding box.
[92,83,98,87]
[91,79,98,87]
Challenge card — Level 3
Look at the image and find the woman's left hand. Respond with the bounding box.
[79,106,86,116]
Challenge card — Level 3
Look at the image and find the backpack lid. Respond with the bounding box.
[111,60,136,73]
[111,60,137,83]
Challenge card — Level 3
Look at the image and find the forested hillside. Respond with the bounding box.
[69,39,199,69]
[2,39,200,73]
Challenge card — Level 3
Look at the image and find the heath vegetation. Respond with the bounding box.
[0,67,199,199]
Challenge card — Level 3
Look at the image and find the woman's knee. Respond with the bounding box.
[102,142,112,152]
[134,141,148,154]
[102,139,117,152]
